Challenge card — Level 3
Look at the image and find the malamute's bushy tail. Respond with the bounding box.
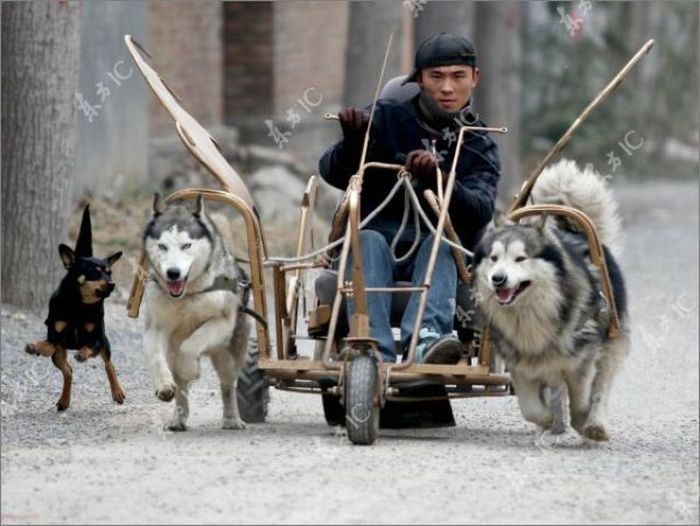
[531,159,622,255]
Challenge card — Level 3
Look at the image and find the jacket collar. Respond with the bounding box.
[412,91,480,137]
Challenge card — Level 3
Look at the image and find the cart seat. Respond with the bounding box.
[378,75,420,103]
[310,269,412,337]
[308,269,481,341]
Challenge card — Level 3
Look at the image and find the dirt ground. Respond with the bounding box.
[1,180,698,524]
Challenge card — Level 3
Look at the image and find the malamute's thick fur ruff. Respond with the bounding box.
[474,159,629,441]
[142,194,249,431]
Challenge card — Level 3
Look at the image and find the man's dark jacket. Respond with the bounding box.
[319,95,501,251]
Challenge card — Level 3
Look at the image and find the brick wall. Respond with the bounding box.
[270,2,349,167]
[273,1,349,115]
[148,0,222,137]
[220,2,348,151]
[148,1,350,168]
[222,1,274,140]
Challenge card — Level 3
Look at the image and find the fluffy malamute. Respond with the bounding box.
[474,160,629,441]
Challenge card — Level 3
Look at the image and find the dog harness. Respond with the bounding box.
[192,273,268,329]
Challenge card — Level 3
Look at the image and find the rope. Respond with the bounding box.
[403,180,474,258]
[264,174,407,265]
[264,172,473,266]
[390,182,422,263]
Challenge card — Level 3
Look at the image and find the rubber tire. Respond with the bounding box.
[344,354,380,445]
[236,337,270,423]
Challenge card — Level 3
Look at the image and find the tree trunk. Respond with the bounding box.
[1,2,82,308]
[474,3,523,206]
[344,2,405,108]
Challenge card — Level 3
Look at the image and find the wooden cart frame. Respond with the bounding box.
[123,35,652,444]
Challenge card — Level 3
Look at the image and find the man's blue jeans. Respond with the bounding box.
[344,230,457,362]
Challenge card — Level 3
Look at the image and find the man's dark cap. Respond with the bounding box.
[402,32,477,85]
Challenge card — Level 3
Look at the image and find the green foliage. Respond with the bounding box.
[522,2,699,179]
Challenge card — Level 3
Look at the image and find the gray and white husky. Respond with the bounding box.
[474,159,629,441]
[142,194,249,431]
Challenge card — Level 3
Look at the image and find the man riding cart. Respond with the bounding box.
[319,32,501,365]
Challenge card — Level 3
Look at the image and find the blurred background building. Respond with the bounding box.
[70,1,699,203]
[2,0,698,307]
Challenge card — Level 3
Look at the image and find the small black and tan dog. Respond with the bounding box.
[25,205,125,411]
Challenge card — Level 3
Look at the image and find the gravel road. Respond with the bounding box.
[1,180,698,525]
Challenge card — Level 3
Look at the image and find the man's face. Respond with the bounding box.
[418,65,479,112]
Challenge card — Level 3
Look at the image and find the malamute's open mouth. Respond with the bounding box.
[165,278,187,298]
[495,280,531,305]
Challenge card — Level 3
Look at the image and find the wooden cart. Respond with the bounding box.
[123,35,650,445]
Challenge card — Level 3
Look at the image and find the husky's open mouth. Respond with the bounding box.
[495,280,531,305]
[165,279,187,298]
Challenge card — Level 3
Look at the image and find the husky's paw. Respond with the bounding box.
[570,412,587,434]
[25,343,39,356]
[535,428,566,449]
[56,398,70,412]
[165,420,187,432]
[583,422,609,441]
[222,417,247,430]
[155,383,177,402]
[524,412,555,430]
[549,420,567,435]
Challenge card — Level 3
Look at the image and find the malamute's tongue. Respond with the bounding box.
[166,280,185,297]
[496,288,516,304]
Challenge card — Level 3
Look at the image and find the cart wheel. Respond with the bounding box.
[345,353,380,445]
[236,336,269,423]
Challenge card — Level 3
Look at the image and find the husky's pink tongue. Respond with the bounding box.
[496,288,516,304]
[166,280,185,296]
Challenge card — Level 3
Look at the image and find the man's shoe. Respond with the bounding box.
[414,328,463,364]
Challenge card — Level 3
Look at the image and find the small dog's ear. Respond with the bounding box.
[58,244,75,270]
[153,193,165,216]
[189,194,204,217]
[75,205,93,258]
[106,251,123,268]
